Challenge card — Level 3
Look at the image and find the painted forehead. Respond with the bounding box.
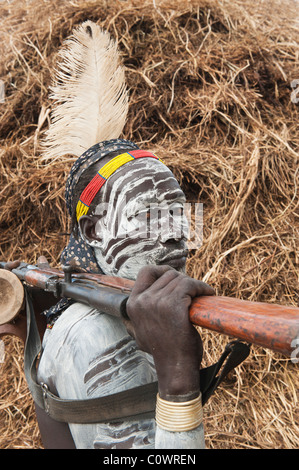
[97,158,186,210]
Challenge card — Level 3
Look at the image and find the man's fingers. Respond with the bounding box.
[184,279,215,298]
[133,265,215,299]
[122,318,137,340]
[149,273,215,298]
[132,265,175,295]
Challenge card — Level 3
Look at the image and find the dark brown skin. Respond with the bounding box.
[125,264,215,402]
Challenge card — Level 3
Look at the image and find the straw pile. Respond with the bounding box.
[0,0,298,449]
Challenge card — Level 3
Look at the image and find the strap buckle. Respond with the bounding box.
[40,382,50,414]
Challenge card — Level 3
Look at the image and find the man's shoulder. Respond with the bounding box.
[49,301,130,349]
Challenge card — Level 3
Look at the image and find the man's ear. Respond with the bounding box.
[78,215,102,244]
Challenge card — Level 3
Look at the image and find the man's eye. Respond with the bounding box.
[169,207,183,216]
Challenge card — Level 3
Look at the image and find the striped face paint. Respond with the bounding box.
[83,158,189,280]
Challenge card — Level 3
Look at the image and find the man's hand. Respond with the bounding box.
[126,265,215,402]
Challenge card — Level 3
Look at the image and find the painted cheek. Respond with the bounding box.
[168,213,189,240]
[121,214,151,240]
[160,207,189,242]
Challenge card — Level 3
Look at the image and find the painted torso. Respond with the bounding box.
[38,302,204,449]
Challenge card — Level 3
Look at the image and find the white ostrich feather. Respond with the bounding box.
[41,21,128,161]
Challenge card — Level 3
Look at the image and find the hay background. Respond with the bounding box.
[0,0,298,449]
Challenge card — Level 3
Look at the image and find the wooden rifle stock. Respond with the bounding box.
[0,262,298,357]
[189,296,298,358]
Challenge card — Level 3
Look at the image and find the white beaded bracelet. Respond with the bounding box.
[155,393,203,432]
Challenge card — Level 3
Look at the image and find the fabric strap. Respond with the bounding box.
[24,288,250,424]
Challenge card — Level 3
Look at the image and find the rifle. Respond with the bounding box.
[0,261,298,357]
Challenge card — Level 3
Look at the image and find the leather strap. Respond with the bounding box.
[24,290,158,423]
[200,340,250,406]
[24,288,250,424]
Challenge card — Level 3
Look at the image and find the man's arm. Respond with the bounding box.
[126,265,214,448]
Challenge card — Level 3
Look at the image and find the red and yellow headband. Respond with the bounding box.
[76,149,163,221]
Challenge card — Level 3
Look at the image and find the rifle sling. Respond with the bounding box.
[24,288,250,425]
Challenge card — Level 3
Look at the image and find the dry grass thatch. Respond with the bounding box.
[0,0,298,449]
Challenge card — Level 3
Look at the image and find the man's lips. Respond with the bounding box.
[157,250,188,269]
[163,257,186,269]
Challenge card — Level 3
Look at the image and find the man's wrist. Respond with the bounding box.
[159,390,200,402]
[156,364,200,401]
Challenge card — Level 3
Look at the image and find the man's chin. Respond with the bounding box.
[158,257,187,271]
[93,248,187,280]
[116,257,186,280]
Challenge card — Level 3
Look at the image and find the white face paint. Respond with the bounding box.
[82,159,189,280]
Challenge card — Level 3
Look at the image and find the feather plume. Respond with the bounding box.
[41,21,129,161]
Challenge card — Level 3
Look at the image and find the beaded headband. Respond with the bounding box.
[76,149,163,221]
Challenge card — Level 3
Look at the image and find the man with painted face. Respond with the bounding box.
[37,22,215,449]
[38,139,214,449]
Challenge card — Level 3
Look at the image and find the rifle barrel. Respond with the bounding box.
[0,263,298,357]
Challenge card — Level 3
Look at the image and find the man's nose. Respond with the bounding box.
[160,233,183,244]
